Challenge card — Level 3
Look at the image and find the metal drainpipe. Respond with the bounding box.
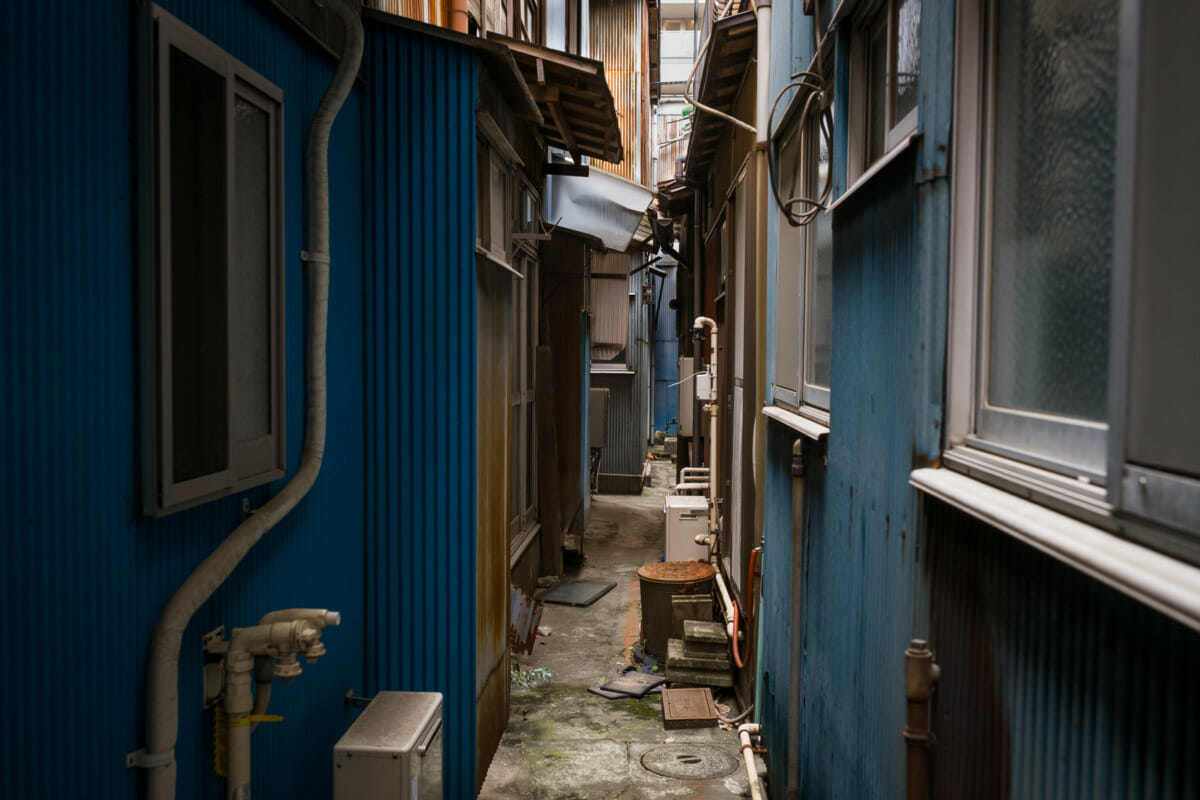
[136,4,362,797]
[904,639,940,800]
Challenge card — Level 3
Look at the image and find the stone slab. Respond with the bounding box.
[666,665,735,687]
[671,595,714,640]
[684,619,728,643]
[667,638,731,671]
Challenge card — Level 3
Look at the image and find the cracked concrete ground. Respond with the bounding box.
[479,461,754,799]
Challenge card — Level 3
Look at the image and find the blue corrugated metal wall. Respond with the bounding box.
[361,23,478,800]
[757,0,1200,797]
[1,4,482,798]
[1,1,367,797]
[652,264,679,432]
[925,498,1200,799]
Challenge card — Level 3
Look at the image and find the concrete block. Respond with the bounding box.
[683,619,728,643]
[671,594,714,639]
[665,665,734,687]
[667,638,731,671]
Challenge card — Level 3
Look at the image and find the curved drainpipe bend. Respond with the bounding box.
[138,4,363,798]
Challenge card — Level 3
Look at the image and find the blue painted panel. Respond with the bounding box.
[1,1,367,797]
[652,265,680,432]
[925,498,1200,800]
[361,22,479,800]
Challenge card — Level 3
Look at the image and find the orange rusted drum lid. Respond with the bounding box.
[637,560,716,585]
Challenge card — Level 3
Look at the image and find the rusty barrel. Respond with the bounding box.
[637,561,716,659]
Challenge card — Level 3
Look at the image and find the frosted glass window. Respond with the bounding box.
[231,97,272,441]
[893,0,920,123]
[985,0,1117,422]
[805,112,832,392]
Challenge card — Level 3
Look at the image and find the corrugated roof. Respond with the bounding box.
[490,34,624,164]
[683,9,755,182]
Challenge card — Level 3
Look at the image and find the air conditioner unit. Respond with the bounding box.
[334,692,443,800]
[664,495,710,561]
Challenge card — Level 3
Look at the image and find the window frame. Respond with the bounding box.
[770,52,833,422]
[148,5,285,515]
[945,0,1200,559]
[847,0,920,184]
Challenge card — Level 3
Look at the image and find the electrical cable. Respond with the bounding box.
[766,6,835,227]
[684,32,758,136]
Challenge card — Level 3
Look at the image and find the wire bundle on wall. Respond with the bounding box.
[767,8,835,227]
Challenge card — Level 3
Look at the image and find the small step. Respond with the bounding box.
[683,619,728,644]
[666,665,735,687]
[667,638,731,671]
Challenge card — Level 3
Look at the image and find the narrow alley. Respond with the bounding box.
[481,462,758,799]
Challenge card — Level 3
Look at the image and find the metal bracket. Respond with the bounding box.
[344,689,372,709]
[126,747,174,769]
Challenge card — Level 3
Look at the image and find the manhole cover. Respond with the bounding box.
[640,744,740,780]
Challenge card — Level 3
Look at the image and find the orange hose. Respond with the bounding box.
[731,548,759,669]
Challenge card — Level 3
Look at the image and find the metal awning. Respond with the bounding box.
[546,168,654,252]
[489,34,624,165]
[684,10,756,183]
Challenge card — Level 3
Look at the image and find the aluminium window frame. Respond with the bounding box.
[846,0,920,184]
[147,4,286,516]
[770,51,833,423]
[946,0,1110,493]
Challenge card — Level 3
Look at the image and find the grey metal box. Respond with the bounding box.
[334,691,443,800]
[678,356,695,436]
[589,387,610,448]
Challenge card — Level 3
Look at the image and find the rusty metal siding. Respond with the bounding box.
[590,0,643,182]
[1,1,368,797]
[362,23,479,799]
[925,497,1200,800]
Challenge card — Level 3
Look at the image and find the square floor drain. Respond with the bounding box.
[661,687,718,729]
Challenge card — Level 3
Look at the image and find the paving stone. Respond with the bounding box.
[684,619,728,643]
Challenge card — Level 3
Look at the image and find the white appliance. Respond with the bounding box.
[334,691,443,800]
[664,495,711,561]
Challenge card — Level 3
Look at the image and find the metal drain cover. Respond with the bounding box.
[640,744,740,780]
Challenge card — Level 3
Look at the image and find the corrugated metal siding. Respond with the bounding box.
[594,254,653,492]
[652,265,680,432]
[758,424,798,793]
[795,150,926,798]
[1,1,367,797]
[361,23,479,799]
[590,0,643,182]
[925,498,1200,799]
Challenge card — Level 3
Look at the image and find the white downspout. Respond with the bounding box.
[139,5,363,798]
[739,722,766,800]
[693,316,719,535]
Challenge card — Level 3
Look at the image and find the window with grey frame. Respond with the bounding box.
[847,0,920,182]
[771,62,833,415]
[510,183,540,538]
[946,0,1200,553]
[146,5,285,515]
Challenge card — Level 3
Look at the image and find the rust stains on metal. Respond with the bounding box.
[638,560,717,583]
[589,0,644,182]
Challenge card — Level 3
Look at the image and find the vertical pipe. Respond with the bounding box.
[904,639,940,800]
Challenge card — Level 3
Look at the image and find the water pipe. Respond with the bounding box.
[738,722,766,800]
[137,4,362,797]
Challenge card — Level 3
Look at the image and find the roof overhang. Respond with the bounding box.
[683,10,755,182]
[489,34,623,164]
[547,168,655,252]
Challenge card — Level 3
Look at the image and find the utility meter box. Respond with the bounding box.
[678,357,694,437]
[695,369,713,402]
[589,387,610,448]
[334,691,443,800]
[664,495,711,562]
